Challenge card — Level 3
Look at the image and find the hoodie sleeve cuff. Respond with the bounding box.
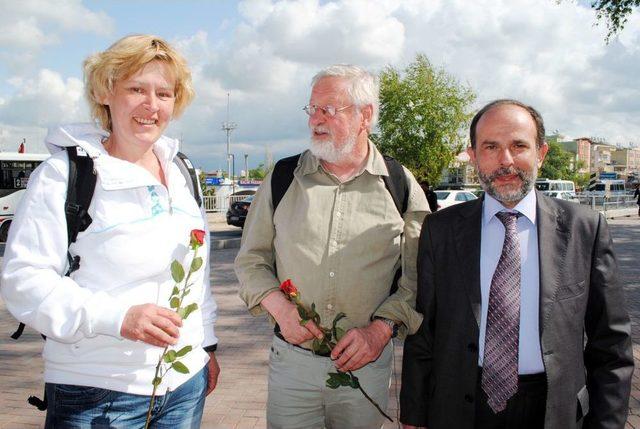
[86,291,129,339]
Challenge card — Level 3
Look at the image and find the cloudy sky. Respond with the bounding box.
[0,0,638,172]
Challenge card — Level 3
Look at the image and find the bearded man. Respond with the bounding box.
[235,64,428,429]
[399,99,633,429]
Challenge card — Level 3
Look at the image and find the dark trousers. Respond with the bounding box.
[475,368,547,429]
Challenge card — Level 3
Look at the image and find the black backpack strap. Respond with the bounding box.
[382,155,408,216]
[381,155,409,296]
[271,154,301,213]
[174,152,202,207]
[27,388,47,411]
[11,147,96,342]
[65,146,97,247]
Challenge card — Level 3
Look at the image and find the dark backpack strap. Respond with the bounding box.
[381,155,408,216]
[11,147,95,343]
[271,154,301,213]
[174,152,202,207]
[381,155,409,296]
[10,323,25,340]
[65,146,96,247]
[27,388,47,411]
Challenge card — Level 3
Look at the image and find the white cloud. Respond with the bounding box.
[1,0,639,170]
[0,0,114,73]
[0,69,86,127]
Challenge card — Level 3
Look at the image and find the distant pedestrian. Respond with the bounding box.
[634,183,640,216]
[421,180,439,212]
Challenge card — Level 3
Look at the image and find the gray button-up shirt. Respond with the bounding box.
[235,141,428,341]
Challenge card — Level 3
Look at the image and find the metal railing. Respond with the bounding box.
[575,193,637,212]
[203,195,250,213]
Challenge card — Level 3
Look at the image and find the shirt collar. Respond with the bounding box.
[482,188,537,226]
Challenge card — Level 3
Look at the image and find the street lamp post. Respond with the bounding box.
[228,153,236,195]
[221,93,237,186]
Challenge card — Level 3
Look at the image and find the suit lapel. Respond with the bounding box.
[454,198,483,327]
[536,190,571,334]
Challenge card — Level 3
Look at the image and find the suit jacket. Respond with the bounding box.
[400,191,633,429]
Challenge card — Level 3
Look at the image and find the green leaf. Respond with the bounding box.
[171,361,190,374]
[180,303,198,320]
[152,377,162,387]
[176,345,192,357]
[171,260,185,283]
[171,286,179,296]
[169,297,180,309]
[332,312,347,328]
[190,257,203,273]
[297,306,308,320]
[325,372,354,389]
[326,373,341,389]
[312,339,331,356]
[163,350,177,363]
[331,313,347,341]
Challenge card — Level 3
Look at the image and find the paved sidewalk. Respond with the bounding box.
[1,217,639,428]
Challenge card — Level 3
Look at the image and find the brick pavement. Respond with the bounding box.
[1,217,639,429]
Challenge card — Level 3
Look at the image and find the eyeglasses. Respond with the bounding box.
[303,104,352,117]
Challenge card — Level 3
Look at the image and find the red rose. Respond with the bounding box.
[280,279,298,298]
[190,229,206,248]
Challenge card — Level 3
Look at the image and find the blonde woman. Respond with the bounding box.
[1,35,219,428]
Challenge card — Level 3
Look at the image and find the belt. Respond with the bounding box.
[274,332,331,358]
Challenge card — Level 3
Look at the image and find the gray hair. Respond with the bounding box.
[311,64,379,131]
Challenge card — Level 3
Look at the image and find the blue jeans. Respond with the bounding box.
[44,366,208,429]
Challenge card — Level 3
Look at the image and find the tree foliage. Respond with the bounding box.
[540,141,590,188]
[373,54,476,185]
[249,163,268,180]
[560,0,639,41]
[541,141,574,180]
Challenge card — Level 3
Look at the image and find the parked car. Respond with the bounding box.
[226,195,254,228]
[435,190,478,209]
[543,191,580,203]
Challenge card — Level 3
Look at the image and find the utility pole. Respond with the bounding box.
[221,92,237,185]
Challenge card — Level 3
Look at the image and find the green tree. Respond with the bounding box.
[540,141,576,179]
[198,171,216,196]
[249,163,268,180]
[559,0,639,41]
[373,54,476,185]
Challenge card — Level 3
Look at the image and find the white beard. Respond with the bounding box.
[309,134,357,164]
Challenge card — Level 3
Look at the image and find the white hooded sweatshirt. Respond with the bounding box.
[0,123,217,395]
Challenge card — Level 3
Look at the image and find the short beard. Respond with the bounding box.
[309,133,357,164]
[477,166,537,204]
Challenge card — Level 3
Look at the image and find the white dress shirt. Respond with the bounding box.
[478,190,545,374]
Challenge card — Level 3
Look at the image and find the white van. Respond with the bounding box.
[535,179,576,195]
[587,179,626,197]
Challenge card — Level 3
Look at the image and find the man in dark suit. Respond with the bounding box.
[400,99,633,429]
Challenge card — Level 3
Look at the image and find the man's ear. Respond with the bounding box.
[466,145,477,165]
[537,141,549,168]
[360,104,373,131]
